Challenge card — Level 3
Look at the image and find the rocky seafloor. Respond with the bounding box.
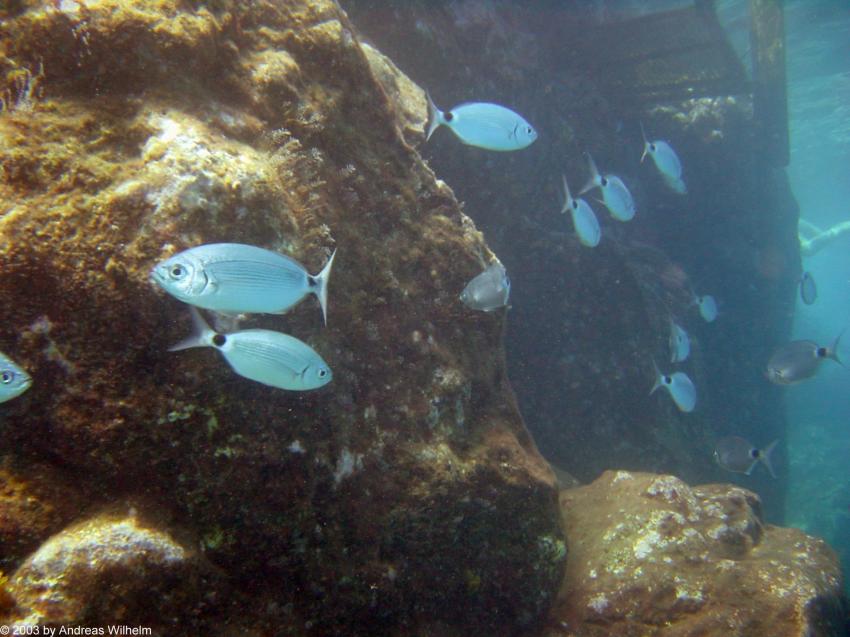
[0,1,846,636]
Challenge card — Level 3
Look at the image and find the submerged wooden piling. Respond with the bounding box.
[750,0,789,167]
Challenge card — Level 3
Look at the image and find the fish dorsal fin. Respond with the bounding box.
[639,121,650,163]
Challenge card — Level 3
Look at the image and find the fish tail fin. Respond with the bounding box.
[828,328,845,365]
[639,121,649,163]
[579,152,600,195]
[760,439,779,479]
[649,360,662,396]
[313,249,336,326]
[560,174,572,214]
[425,92,443,142]
[169,307,215,352]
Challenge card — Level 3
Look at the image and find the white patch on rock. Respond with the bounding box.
[612,471,634,484]
[333,448,363,484]
[587,593,609,614]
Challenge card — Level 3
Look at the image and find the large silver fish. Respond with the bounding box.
[170,307,332,391]
[714,436,778,478]
[766,333,842,385]
[426,93,537,152]
[0,351,31,404]
[460,262,510,312]
[152,243,336,324]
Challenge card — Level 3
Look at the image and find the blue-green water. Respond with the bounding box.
[783,0,850,594]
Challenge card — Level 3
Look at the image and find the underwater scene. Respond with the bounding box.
[1,0,849,635]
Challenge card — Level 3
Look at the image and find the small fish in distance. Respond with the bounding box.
[640,122,686,194]
[650,363,696,413]
[0,351,31,404]
[714,436,778,478]
[669,321,690,363]
[799,271,817,305]
[460,262,510,312]
[560,174,601,248]
[152,243,336,324]
[169,307,332,391]
[579,152,635,222]
[693,294,717,322]
[425,93,537,152]
[766,332,843,385]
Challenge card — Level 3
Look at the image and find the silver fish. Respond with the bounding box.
[425,93,537,152]
[170,307,332,391]
[152,243,336,324]
[800,271,817,305]
[694,294,717,322]
[561,174,601,248]
[714,436,778,478]
[650,364,696,413]
[640,122,686,194]
[766,333,842,385]
[0,350,31,404]
[669,321,690,363]
[460,262,510,312]
[580,153,635,222]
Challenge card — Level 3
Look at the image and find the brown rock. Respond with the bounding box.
[548,471,847,637]
[4,513,204,629]
[0,1,563,634]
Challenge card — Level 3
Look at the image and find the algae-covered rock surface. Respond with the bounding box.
[0,1,564,634]
[548,471,847,637]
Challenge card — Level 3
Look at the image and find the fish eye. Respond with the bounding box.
[1,370,13,384]
[318,368,328,378]
[445,112,454,122]
[663,375,672,385]
[170,264,187,279]
[650,143,656,151]
[600,177,608,187]
[213,334,227,347]
[526,126,533,135]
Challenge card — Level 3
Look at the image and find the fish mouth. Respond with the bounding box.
[149,265,168,286]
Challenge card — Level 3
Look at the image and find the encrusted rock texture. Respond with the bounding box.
[0,1,564,634]
[547,471,847,637]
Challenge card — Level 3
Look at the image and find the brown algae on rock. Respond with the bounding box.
[0,0,563,634]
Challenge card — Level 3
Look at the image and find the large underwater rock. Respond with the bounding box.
[548,471,847,637]
[0,1,564,634]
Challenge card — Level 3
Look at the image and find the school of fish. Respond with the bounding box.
[2,86,839,483]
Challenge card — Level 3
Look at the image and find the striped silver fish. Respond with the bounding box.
[170,307,332,391]
[152,243,336,324]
